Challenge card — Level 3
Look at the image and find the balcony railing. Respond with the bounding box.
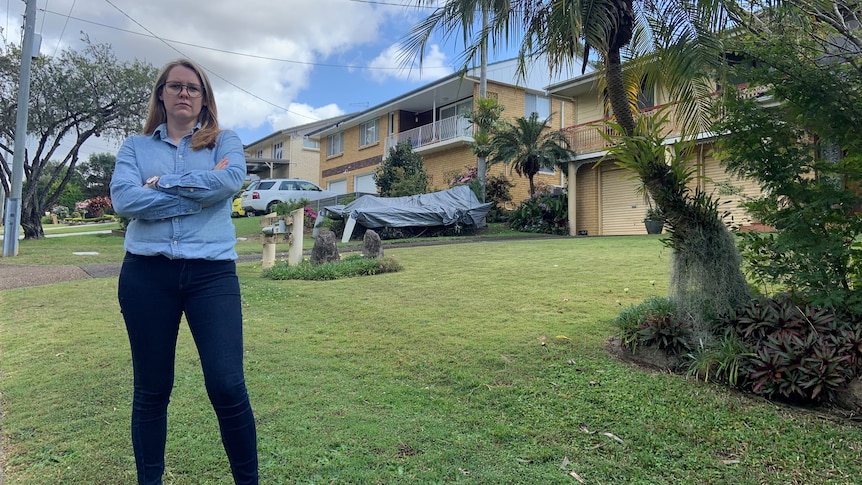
[562,105,685,155]
[385,115,473,155]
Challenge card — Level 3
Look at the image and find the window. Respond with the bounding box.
[439,99,474,138]
[255,150,263,158]
[637,81,655,110]
[272,142,283,159]
[302,137,319,149]
[525,93,550,119]
[439,99,472,120]
[359,118,379,147]
[297,181,321,191]
[327,132,344,157]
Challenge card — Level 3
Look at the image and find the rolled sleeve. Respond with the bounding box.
[111,137,203,220]
[154,131,246,206]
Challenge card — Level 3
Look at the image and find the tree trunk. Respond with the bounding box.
[21,197,44,239]
[605,48,636,136]
[642,163,750,340]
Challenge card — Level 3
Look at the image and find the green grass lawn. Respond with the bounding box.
[4,218,546,265]
[2,235,861,483]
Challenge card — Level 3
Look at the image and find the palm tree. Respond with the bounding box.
[404,0,723,137]
[403,1,518,196]
[489,113,575,196]
[404,0,747,336]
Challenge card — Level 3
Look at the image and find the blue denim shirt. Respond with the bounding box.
[110,124,246,261]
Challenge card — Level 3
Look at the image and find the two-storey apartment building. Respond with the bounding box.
[244,115,351,183]
[550,72,765,236]
[309,59,576,202]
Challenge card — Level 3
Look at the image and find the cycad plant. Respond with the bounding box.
[489,112,575,196]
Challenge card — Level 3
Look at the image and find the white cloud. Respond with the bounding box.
[267,103,346,132]
[368,43,453,83]
[10,0,394,134]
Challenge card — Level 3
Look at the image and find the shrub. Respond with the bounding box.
[77,196,112,218]
[485,174,514,223]
[50,205,71,220]
[375,142,429,197]
[684,336,749,386]
[263,254,402,281]
[717,296,862,402]
[507,193,568,235]
[614,297,689,355]
[318,216,346,238]
[272,199,318,229]
[445,166,514,223]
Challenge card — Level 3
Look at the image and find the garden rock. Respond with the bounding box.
[362,230,384,258]
[311,229,340,265]
[834,378,862,413]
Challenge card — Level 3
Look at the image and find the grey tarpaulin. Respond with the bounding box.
[322,185,494,241]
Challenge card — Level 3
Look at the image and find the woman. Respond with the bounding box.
[110,59,258,484]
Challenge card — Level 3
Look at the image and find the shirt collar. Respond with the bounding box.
[152,122,202,141]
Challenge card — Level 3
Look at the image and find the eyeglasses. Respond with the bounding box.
[162,82,203,98]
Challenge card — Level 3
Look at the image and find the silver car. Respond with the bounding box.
[240,178,338,215]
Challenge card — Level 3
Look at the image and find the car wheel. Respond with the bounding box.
[266,201,281,214]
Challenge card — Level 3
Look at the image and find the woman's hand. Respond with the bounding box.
[214,157,229,170]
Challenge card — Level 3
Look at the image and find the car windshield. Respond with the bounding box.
[245,181,259,192]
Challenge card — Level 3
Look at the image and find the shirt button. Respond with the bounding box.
[172,240,178,245]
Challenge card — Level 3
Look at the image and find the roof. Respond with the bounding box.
[244,114,354,148]
[311,56,579,139]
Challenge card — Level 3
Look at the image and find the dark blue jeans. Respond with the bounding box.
[118,253,258,484]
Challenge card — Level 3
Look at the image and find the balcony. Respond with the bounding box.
[384,115,473,157]
[562,106,685,156]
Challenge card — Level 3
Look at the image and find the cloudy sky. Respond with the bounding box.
[1,0,502,157]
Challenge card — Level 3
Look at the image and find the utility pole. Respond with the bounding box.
[3,0,37,257]
[476,5,488,203]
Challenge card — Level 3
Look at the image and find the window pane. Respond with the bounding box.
[328,132,343,157]
[360,119,379,146]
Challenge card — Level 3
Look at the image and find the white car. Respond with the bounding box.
[240,178,338,215]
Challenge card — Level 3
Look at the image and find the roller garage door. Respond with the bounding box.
[601,167,648,235]
[354,172,378,194]
[701,151,761,229]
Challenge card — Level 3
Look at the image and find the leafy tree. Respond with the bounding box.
[489,112,574,196]
[0,38,157,239]
[76,152,117,199]
[374,142,430,197]
[37,160,84,212]
[714,6,862,317]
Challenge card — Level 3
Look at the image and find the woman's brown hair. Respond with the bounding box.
[142,59,220,150]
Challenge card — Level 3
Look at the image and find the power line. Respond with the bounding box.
[49,0,76,57]
[39,8,453,72]
[101,0,317,120]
